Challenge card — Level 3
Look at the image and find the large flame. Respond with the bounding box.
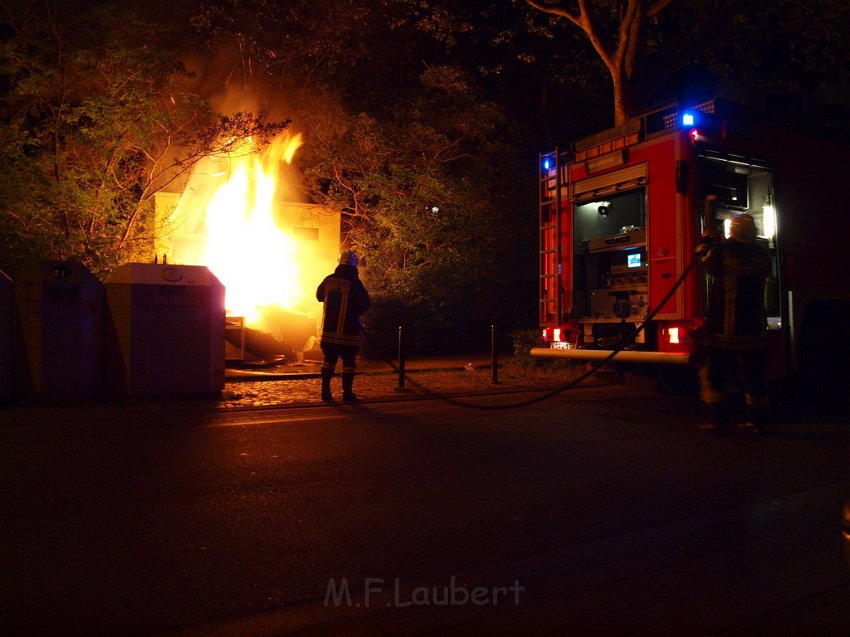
[201,133,304,321]
[160,129,336,358]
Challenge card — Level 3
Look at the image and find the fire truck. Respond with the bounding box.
[531,99,850,389]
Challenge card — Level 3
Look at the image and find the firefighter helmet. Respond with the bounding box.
[730,214,757,243]
[338,250,359,267]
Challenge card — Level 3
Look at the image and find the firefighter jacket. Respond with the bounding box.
[696,237,770,350]
[316,264,370,347]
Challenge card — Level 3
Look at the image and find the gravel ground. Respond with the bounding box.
[219,359,613,408]
[1,358,617,426]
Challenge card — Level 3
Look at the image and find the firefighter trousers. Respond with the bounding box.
[320,343,358,399]
[699,347,770,428]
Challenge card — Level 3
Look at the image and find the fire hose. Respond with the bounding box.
[359,256,699,411]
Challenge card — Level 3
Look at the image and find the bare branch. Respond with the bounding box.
[525,0,581,26]
[648,0,677,18]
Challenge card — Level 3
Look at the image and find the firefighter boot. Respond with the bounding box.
[698,401,731,435]
[752,405,770,435]
[740,404,770,435]
[321,367,334,402]
[342,372,357,403]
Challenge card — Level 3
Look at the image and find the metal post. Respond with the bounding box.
[397,325,406,391]
[491,324,499,384]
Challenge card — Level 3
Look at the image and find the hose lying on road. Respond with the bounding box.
[360,258,699,411]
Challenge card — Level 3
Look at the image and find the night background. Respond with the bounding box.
[2,3,850,636]
[2,0,849,349]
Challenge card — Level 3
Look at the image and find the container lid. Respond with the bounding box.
[105,263,223,288]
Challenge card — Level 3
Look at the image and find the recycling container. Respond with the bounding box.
[14,261,103,400]
[104,264,225,396]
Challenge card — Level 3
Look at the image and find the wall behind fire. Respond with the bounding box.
[153,191,340,355]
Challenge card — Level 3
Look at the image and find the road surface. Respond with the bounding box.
[2,386,848,635]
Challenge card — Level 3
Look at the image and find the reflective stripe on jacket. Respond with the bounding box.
[316,265,370,347]
[697,238,770,350]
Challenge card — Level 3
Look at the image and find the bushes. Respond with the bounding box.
[509,328,579,370]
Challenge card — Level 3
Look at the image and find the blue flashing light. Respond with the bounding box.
[542,156,553,171]
[681,112,695,127]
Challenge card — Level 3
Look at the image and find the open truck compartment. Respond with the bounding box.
[534,99,848,376]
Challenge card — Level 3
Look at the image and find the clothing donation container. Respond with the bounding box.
[14,261,104,400]
[104,264,225,396]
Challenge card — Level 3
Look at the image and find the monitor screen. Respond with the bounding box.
[627,253,641,268]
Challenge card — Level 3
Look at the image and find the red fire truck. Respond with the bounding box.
[531,99,850,389]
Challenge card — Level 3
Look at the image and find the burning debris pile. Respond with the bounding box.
[155,131,340,364]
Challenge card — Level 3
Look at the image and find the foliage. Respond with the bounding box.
[190,0,544,351]
[293,66,536,352]
[510,328,547,366]
[387,0,610,142]
[509,328,579,369]
[189,0,422,107]
[190,0,850,351]
[523,1,748,125]
[2,0,848,348]
[524,0,850,128]
[0,0,287,278]
[692,0,850,120]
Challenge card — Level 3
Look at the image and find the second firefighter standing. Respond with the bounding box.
[316,251,370,402]
[696,213,771,434]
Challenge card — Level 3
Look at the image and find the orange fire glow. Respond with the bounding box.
[165,130,324,323]
[201,133,305,321]
[160,128,339,357]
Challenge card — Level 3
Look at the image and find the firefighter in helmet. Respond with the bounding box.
[696,213,772,434]
[316,250,371,402]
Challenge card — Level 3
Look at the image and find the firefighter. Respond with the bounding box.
[696,213,771,434]
[316,251,371,402]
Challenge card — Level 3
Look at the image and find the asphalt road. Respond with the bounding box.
[1,386,848,636]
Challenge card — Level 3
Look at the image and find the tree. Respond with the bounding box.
[190,0,542,349]
[525,0,850,129]
[188,0,850,351]
[188,0,420,109]
[0,0,287,277]
[295,67,534,351]
[525,0,707,125]
[693,0,850,130]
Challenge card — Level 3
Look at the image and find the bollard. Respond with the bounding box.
[397,325,406,391]
[491,324,499,384]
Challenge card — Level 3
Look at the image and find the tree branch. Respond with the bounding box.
[525,0,581,26]
[648,0,677,18]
